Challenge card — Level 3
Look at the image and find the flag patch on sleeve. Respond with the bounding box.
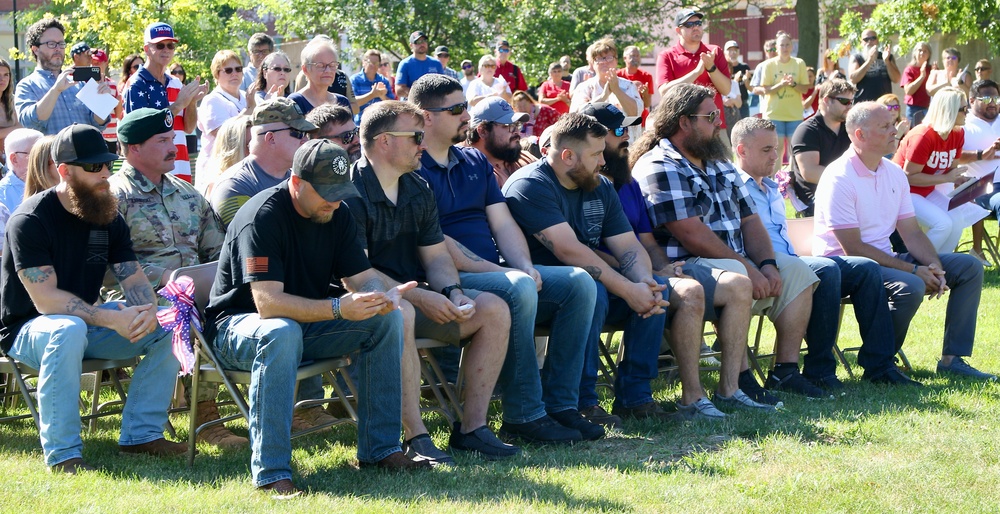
[245,257,269,274]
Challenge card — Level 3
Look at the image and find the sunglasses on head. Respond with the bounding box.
[382,131,424,145]
[679,20,703,28]
[221,66,244,75]
[687,109,720,124]
[267,66,292,73]
[266,127,307,140]
[425,102,468,115]
[70,161,114,173]
[831,97,854,106]
[154,42,176,51]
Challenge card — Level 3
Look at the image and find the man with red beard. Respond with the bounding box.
[1,124,183,473]
[466,97,536,187]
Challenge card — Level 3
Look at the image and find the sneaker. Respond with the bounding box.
[937,357,998,381]
[548,409,605,440]
[499,415,583,444]
[450,423,521,459]
[862,367,923,387]
[699,341,721,366]
[403,433,455,467]
[806,374,845,391]
[293,406,337,432]
[611,401,679,422]
[712,389,778,412]
[738,371,784,408]
[675,397,726,420]
[579,404,623,430]
[765,369,832,399]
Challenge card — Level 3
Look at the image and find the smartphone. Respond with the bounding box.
[72,66,101,82]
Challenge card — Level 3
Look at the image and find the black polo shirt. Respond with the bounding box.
[790,113,851,212]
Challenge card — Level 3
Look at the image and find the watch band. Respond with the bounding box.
[759,259,778,269]
[441,284,462,298]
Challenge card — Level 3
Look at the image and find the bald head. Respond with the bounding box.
[5,128,44,180]
[845,101,897,158]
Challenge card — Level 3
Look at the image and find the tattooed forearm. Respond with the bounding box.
[618,250,638,277]
[583,266,602,280]
[358,277,386,293]
[112,261,140,282]
[456,240,484,262]
[20,266,54,284]
[534,232,555,252]
[67,297,99,320]
[124,284,157,306]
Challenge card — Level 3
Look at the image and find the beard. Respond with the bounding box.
[66,174,119,226]
[452,122,470,144]
[682,128,730,162]
[485,131,522,163]
[602,143,632,189]
[567,161,601,192]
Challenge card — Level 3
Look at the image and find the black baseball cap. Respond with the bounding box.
[579,102,642,132]
[409,31,428,44]
[52,124,120,165]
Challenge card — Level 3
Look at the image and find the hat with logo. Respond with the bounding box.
[409,31,428,44]
[145,22,178,44]
[118,108,174,145]
[91,49,109,63]
[52,124,120,165]
[469,97,529,126]
[291,139,359,202]
[579,102,642,131]
[434,46,450,57]
[70,42,91,58]
[724,40,739,51]
[674,8,705,26]
[496,40,511,50]
[251,97,318,131]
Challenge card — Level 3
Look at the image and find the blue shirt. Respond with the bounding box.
[396,56,443,88]
[124,66,176,112]
[14,70,101,135]
[738,169,795,256]
[349,71,396,119]
[0,172,26,214]
[417,147,506,263]
[286,91,351,116]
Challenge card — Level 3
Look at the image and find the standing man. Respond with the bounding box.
[2,124,183,473]
[848,29,900,103]
[0,128,43,212]
[813,102,994,380]
[69,42,92,67]
[15,18,111,135]
[617,46,653,126]
[395,31,443,100]
[495,40,528,94]
[124,22,208,183]
[789,78,856,215]
[459,59,476,93]
[435,46,462,81]
[725,40,752,121]
[350,50,396,120]
[241,33,274,92]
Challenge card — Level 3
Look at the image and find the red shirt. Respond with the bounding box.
[893,124,964,197]
[617,68,654,125]
[655,41,731,128]
[496,61,527,92]
[901,65,931,108]
[539,80,571,115]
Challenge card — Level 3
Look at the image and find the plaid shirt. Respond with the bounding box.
[632,138,757,259]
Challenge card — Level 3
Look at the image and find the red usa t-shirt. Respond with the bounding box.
[893,124,964,197]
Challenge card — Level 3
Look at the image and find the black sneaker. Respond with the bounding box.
[766,369,832,399]
[806,374,845,391]
[499,415,583,444]
[449,423,521,460]
[739,370,784,408]
[579,404,623,430]
[548,409,605,440]
[862,367,923,387]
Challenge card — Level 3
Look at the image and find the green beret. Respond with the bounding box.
[117,108,175,144]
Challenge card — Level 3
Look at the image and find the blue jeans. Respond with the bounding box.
[580,279,668,410]
[771,119,803,138]
[213,310,404,487]
[9,303,177,466]
[906,105,927,126]
[458,265,596,421]
[801,256,897,378]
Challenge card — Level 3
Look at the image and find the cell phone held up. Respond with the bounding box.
[72,66,101,83]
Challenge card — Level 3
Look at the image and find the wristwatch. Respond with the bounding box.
[441,284,463,298]
[706,65,718,73]
[759,259,778,270]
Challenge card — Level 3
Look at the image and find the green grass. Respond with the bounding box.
[4,230,1000,512]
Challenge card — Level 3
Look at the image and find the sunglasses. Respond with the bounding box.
[482,63,497,68]
[266,66,292,73]
[492,122,524,133]
[221,66,244,75]
[885,104,900,111]
[862,36,878,43]
[462,64,473,70]
[765,47,776,52]
[959,106,970,113]
[498,48,511,53]
[324,127,358,145]
[679,20,703,28]
[382,131,424,145]
[611,127,627,137]
[154,42,176,51]
[425,102,468,115]
[688,109,720,124]
[976,67,992,72]
[831,97,854,106]
[70,161,114,173]
[975,96,1000,105]
[266,127,307,140]
[131,63,142,71]
[945,55,959,61]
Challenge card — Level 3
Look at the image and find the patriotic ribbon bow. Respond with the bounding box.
[156,275,202,375]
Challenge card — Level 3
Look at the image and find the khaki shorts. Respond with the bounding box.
[412,288,483,345]
[689,253,818,319]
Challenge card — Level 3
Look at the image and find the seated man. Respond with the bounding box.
[347,101,517,462]
[1,125,182,473]
[814,102,994,381]
[502,113,673,419]
[733,117,917,386]
[207,139,429,496]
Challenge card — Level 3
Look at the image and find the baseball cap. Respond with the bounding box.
[252,98,318,132]
[291,139,359,202]
[144,22,178,44]
[409,31,428,44]
[724,40,739,51]
[496,40,510,50]
[469,97,529,126]
[70,42,91,58]
[91,49,109,63]
[674,8,705,26]
[538,126,554,149]
[52,124,120,165]
[434,46,450,56]
[579,103,641,132]
[117,108,174,145]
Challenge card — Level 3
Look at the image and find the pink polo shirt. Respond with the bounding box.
[813,148,915,257]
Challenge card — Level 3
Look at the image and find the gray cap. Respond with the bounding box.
[579,102,642,131]
[291,139,359,202]
[252,97,318,131]
[469,97,529,126]
[52,124,120,164]
[674,8,705,26]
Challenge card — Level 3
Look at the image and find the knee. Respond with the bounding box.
[475,292,511,328]
[399,299,416,331]
[37,316,89,357]
[719,272,753,307]
[671,278,704,312]
[566,267,598,303]
[258,318,303,343]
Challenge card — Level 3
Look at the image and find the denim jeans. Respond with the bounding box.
[906,105,927,127]
[458,265,596,422]
[9,303,177,466]
[580,279,667,410]
[801,256,897,378]
[213,310,404,487]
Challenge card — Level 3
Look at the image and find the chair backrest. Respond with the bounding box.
[785,217,815,257]
[169,261,218,316]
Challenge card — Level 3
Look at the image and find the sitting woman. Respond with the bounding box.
[876,93,910,158]
[24,135,57,199]
[288,39,351,115]
[511,91,559,137]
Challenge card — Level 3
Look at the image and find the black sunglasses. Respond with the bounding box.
[862,36,878,43]
[267,66,292,73]
[154,42,176,50]
[831,97,854,106]
[425,102,468,115]
[70,161,114,173]
[266,127,307,140]
[381,131,424,145]
[324,127,358,145]
[679,20,703,28]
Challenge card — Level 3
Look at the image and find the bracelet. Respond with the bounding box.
[440,284,462,298]
[330,297,342,320]
[911,264,919,274]
[759,259,778,270]
[706,65,717,73]
[977,149,984,161]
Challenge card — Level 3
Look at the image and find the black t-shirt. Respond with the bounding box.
[852,53,893,103]
[327,70,350,97]
[790,113,852,210]
[206,182,371,327]
[732,62,751,102]
[0,190,136,351]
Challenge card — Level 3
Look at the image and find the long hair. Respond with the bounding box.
[120,54,144,92]
[24,135,57,199]
[908,42,930,67]
[0,59,14,122]
[253,51,293,98]
[629,83,714,168]
[923,87,964,137]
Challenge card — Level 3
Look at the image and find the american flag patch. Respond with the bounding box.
[245,257,269,274]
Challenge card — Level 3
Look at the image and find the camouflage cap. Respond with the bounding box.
[252,97,318,132]
[291,139,359,202]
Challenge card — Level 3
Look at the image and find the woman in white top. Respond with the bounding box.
[196,49,248,192]
[466,54,512,106]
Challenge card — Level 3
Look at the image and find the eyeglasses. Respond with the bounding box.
[308,61,338,71]
[481,63,497,69]
[885,104,900,111]
[975,96,1000,104]
[323,127,358,145]
[498,48,511,53]
[425,102,468,115]
[38,41,67,49]
[69,161,114,173]
[945,55,959,61]
[251,48,271,56]
[265,127,307,140]
[687,109,720,124]
[959,106,970,113]
[679,20,703,28]
[611,127,627,137]
[862,36,878,43]
[594,56,617,64]
[830,97,854,106]
[381,131,424,145]
[154,42,176,51]
[266,66,292,73]
[492,122,523,132]
[221,66,244,75]
[413,39,428,45]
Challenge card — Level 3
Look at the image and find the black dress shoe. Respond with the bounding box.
[863,367,923,386]
[548,409,605,440]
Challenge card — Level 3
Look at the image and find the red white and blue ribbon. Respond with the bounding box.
[156,276,202,375]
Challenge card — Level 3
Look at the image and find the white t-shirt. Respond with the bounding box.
[465,76,510,102]
[196,88,246,186]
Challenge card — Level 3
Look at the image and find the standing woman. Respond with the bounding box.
[288,39,351,115]
[247,51,293,111]
[753,33,810,169]
[927,48,972,98]
[196,50,248,188]
[893,87,989,252]
[119,54,145,95]
[466,54,512,106]
[0,59,22,160]
[900,42,934,126]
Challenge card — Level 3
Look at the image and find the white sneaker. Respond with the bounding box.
[676,397,726,420]
[713,389,778,412]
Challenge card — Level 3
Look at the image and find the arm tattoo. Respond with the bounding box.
[456,241,484,262]
[583,266,602,280]
[111,261,140,282]
[67,297,99,320]
[124,284,157,306]
[359,277,387,293]
[21,266,54,284]
[618,250,638,277]
[534,232,555,252]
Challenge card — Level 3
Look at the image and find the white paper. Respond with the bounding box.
[75,78,117,120]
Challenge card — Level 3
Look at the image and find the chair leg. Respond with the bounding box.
[748,315,768,382]
[896,349,912,372]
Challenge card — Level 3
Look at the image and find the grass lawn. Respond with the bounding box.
[3,229,1000,512]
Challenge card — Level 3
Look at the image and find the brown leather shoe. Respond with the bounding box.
[258,478,303,499]
[119,438,187,457]
[611,401,679,422]
[357,450,433,471]
[195,400,249,448]
[49,457,96,474]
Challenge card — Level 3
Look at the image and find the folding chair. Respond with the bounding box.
[415,338,463,424]
[169,263,357,467]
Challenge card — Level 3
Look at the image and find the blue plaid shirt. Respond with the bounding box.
[632,138,757,259]
[14,69,103,135]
